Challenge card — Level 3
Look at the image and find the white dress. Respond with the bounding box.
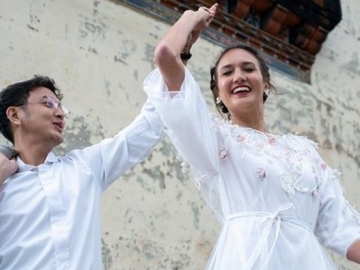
[144,68,360,270]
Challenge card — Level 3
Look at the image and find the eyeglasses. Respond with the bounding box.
[20,95,70,118]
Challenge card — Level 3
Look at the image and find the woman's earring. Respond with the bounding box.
[263,89,270,103]
[215,97,229,115]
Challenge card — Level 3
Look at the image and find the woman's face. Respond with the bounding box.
[216,48,267,118]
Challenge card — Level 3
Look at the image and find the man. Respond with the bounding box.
[0,75,163,269]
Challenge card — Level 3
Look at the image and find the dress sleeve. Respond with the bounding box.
[314,154,360,257]
[66,99,164,190]
[143,67,220,179]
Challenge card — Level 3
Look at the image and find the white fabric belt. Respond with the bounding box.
[225,203,311,270]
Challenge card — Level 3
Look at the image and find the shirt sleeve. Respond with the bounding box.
[66,99,164,190]
[314,154,360,257]
[143,67,220,179]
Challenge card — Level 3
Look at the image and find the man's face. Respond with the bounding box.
[18,87,66,147]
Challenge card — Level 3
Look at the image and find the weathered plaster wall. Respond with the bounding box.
[0,0,359,269]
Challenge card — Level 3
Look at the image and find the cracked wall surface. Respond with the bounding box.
[0,0,359,269]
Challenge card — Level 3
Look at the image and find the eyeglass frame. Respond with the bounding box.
[17,95,70,118]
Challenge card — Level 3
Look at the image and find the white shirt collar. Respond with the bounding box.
[16,152,58,172]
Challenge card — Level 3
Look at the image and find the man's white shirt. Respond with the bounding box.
[0,101,163,270]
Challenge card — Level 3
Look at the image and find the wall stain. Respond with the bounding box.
[143,43,156,69]
[102,238,113,270]
[26,24,39,32]
[135,175,153,192]
[190,202,200,230]
[133,70,138,81]
[114,39,137,63]
[155,140,191,183]
[142,166,166,190]
[55,116,101,154]
[78,14,107,40]
[88,46,98,54]
[93,0,100,16]
[344,52,360,75]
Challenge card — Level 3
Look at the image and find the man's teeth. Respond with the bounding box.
[233,87,250,93]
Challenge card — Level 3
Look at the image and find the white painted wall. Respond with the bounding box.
[0,0,359,269]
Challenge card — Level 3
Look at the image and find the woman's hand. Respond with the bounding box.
[0,153,18,186]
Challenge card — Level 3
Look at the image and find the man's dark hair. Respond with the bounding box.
[0,75,63,143]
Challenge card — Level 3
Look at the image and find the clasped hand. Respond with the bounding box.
[185,4,218,49]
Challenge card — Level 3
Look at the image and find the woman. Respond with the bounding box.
[144,3,360,270]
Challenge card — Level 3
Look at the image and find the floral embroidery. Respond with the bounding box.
[216,118,324,197]
[279,173,305,196]
[257,168,266,179]
[311,177,321,198]
[237,134,246,142]
[268,137,276,145]
[321,163,327,170]
[219,149,228,160]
